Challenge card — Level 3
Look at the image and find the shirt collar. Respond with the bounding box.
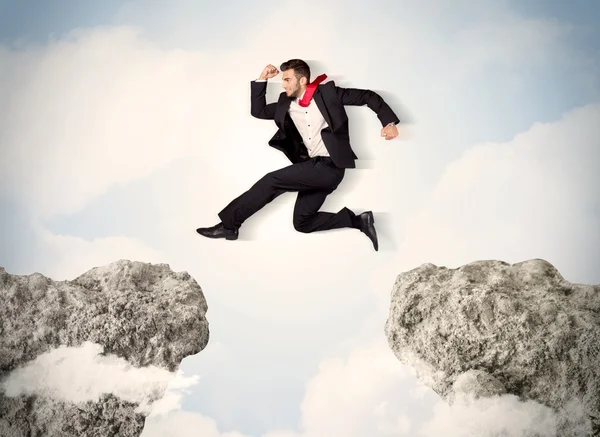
[293,88,307,103]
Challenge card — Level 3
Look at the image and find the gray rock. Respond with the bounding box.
[0,260,209,437]
[384,258,600,436]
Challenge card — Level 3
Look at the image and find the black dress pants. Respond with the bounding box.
[218,156,356,233]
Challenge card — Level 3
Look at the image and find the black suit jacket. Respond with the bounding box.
[250,80,400,168]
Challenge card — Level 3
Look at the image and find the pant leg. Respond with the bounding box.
[218,158,344,230]
[292,189,355,233]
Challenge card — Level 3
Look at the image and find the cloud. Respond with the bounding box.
[239,337,441,437]
[297,339,415,437]
[384,103,600,284]
[419,393,557,437]
[0,26,264,220]
[33,218,165,280]
[145,368,202,418]
[141,411,252,437]
[1,341,199,415]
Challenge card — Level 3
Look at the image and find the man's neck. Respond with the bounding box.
[298,86,307,100]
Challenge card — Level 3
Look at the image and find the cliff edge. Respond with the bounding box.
[385,258,599,436]
[0,260,209,437]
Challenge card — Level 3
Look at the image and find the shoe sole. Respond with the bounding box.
[196,230,238,240]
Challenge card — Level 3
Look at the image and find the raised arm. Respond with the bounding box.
[250,81,277,120]
[250,64,279,120]
[335,86,400,127]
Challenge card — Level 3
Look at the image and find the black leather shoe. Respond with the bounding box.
[196,222,238,240]
[358,211,378,251]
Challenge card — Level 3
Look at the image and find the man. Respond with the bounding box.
[196,59,400,251]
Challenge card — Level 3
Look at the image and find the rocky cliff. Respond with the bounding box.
[0,260,209,437]
[385,258,599,436]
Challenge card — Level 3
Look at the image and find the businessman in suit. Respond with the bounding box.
[196,59,400,251]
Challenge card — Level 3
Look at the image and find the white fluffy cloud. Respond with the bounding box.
[1,341,199,415]
[295,339,418,437]
[420,393,557,437]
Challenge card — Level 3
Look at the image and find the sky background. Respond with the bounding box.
[1,1,599,436]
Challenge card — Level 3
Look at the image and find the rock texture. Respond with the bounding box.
[0,260,209,437]
[385,258,600,436]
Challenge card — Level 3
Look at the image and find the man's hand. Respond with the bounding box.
[381,124,398,140]
[259,64,279,80]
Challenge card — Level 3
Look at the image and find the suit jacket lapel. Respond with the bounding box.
[275,94,292,131]
[312,87,334,129]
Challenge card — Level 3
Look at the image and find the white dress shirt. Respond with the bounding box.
[255,79,330,158]
[288,90,330,158]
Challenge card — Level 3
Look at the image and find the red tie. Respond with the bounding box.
[298,74,327,107]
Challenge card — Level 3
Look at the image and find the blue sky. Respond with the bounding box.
[0,1,123,42]
[1,2,599,436]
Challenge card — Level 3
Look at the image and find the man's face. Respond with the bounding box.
[282,69,305,98]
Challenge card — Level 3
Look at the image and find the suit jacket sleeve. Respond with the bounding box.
[335,85,400,127]
[250,80,277,120]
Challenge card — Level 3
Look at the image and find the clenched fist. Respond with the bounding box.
[381,124,399,140]
[258,64,279,80]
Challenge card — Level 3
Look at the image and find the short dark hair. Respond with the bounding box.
[280,59,311,83]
